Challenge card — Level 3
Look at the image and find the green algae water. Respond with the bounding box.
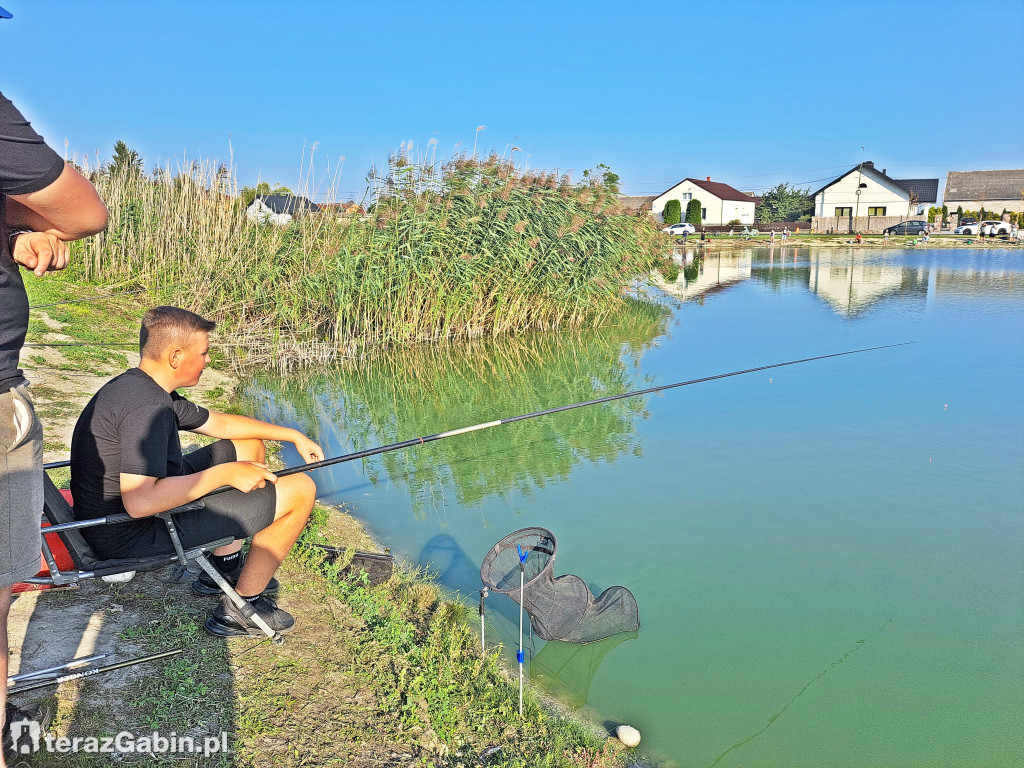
[249,247,1023,767]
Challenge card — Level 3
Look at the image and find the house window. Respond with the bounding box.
[867,206,886,216]
[701,208,706,219]
[682,193,692,200]
[835,207,852,217]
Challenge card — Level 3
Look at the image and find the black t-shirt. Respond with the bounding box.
[70,368,210,554]
[0,91,66,392]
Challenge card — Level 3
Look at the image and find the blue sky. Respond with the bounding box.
[2,0,1022,202]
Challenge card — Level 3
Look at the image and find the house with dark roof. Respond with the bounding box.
[651,177,757,225]
[943,169,1024,215]
[615,195,657,214]
[811,162,938,219]
[245,194,321,226]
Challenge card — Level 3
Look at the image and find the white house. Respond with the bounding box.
[811,162,938,219]
[245,194,321,226]
[651,177,757,225]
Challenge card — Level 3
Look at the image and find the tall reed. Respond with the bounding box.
[72,151,668,366]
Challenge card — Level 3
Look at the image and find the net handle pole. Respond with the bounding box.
[517,545,527,717]
[479,587,488,658]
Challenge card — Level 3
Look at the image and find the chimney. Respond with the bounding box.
[863,161,874,169]
[706,176,711,181]
[882,169,886,175]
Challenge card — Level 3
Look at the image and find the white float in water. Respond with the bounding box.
[615,724,641,748]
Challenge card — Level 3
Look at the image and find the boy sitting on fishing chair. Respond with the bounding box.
[70,306,323,637]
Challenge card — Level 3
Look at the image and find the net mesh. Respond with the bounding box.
[480,527,639,644]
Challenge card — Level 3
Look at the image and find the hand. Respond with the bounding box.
[293,434,324,463]
[227,461,278,493]
[11,231,70,276]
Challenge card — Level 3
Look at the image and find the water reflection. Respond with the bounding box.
[246,299,669,518]
[663,247,1024,316]
[663,250,753,302]
[531,632,637,708]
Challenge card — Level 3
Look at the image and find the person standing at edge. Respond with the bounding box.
[0,68,109,762]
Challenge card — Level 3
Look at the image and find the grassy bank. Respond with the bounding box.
[68,154,668,366]
[15,274,639,767]
[668,232,1024,249]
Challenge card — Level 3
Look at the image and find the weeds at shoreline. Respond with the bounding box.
[280,506,633,767]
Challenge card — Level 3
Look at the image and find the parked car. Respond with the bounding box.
[883,219,930,235]
[956,220,1006,235]
[662,222,696,236]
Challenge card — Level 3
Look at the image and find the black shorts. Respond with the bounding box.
[120,440,277,558]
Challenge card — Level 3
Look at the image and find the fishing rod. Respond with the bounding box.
[274,343,910,480]
[7,649,181,695]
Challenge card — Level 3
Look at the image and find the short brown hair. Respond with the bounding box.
[140,306,216,360]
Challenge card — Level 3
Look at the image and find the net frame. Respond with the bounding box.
[480,527,639,644]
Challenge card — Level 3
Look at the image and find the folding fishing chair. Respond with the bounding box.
[20,461,284,644]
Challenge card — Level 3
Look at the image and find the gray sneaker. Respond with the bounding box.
[204,594,296,637]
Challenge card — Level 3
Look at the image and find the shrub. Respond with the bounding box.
[685,198,702,226]
[727,218,741,225]
[663,199,682,226]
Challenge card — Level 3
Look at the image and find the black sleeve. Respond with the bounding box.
[118,404,176,478]
[0,91,66,197]
[171,393,210,431]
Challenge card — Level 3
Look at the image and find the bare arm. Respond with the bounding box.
[6,164,108,240]
[194,411,324,462]
[120,461,278,519]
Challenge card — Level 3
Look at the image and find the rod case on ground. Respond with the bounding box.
[311,545,394,586]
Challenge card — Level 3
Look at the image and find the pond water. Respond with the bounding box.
[248,247,1023,768]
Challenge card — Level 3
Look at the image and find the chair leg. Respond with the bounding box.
[191,554,282,644]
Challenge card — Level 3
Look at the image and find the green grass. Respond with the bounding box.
[288,507,633,768]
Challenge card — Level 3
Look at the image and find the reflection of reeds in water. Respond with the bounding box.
[73,152,667,367]
[246,300,669,518]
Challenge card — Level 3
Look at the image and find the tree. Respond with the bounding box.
[240,181,293,207]
[581,163,621,194]
[754,183,814,222]
[108,140,143,179]
[956,205,963,219]
[685,198,702,226]
[663,199,682,226]
[595,163,620,194]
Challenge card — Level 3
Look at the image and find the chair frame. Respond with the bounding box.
[25,460,283,644]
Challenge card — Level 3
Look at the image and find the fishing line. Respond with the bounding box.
[28,281,185,311]
[24,342,137,347]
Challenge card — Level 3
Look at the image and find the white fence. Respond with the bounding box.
[812,215,906,234]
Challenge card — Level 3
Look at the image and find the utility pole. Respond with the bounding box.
[853,147,864,234]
